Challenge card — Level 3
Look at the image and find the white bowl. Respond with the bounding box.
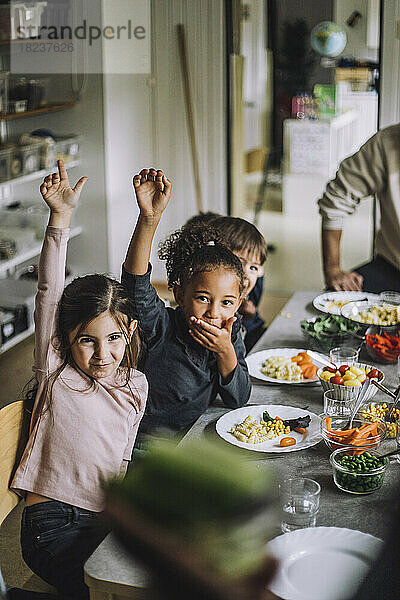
[317,362,384,403]
[341,300,400,332]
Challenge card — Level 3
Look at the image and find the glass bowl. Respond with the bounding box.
[330,447,389,494]
[317,363,384,402]
[364,325,400,364]
[300,315,364,354]
[359,401,399,439]
[320,413,386,452]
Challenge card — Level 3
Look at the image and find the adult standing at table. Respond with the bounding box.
[318,123,400,293]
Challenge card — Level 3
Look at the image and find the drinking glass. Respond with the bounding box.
[279,477,320,533]
[323,389,357,416]
[330,346,360,367]
[396,412,400,465]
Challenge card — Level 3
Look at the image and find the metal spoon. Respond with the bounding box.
[370,380,400,421]
[370,379,396,400]
[387,385,400,421]
[306,350,336,370]
[376,448,400,460]
[346,377,371,429]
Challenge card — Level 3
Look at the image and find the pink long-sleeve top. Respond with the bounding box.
[11,227,148,512]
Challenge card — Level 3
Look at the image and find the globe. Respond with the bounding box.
[311,21,347,57]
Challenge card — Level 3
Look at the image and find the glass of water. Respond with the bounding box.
[330,346,360,367]
[279,477,320,534]
[323,389,357,416]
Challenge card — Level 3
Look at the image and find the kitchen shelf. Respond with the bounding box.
[0,225,82,275]
[0,269,79,355]
[0,323,34,355]
[0,160,80,188]
[0,102,75,121]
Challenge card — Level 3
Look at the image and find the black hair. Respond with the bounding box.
[158,223,245,295]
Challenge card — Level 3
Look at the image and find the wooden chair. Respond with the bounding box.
[0,401,57,596]
[0,401,25,526]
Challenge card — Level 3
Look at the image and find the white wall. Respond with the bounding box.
[102,0,227,280]
[149,0,227,280]
[379,0,400,128]
[102,74,153,278]
[334,0,379,62]
[241,0,269,152]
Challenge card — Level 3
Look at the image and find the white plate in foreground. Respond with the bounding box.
[246,348,319,384]
[313,291,379,315]
[215,404,321,453]
[267,526,383,600]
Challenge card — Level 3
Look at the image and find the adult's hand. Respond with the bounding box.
[325,267,364,291]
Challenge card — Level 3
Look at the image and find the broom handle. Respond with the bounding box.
[177,23,203,213]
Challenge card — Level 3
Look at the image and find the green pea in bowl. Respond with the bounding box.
[330,447,389,495]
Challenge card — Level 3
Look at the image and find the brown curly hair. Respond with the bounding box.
[158,223,245,295]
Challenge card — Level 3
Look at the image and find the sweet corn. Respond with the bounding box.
[360,403,400,439]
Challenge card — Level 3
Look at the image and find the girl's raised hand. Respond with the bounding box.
[133,168,172,218]
[40,160,88,213]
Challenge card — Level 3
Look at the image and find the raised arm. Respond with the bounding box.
[34,161,87,377]
[124,168,172,275]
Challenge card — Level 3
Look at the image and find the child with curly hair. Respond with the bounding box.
[122,168,251,437]
[182,214,268,352]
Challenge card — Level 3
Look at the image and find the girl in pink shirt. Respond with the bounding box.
[10,161,147,600]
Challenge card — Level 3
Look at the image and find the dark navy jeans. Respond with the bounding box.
[20,501,108,600]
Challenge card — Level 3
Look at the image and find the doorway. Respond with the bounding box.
[227,0,381,292]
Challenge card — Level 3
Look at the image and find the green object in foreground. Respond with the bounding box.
[105,437,277,577]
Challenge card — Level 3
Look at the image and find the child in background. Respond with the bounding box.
[10,161,147,600]
[122,168,251,437]
[211,216,267,352]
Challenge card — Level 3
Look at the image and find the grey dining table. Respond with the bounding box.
[84,290,400,599]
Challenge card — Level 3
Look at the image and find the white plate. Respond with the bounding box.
[215,404,321,453]
[246,348,319,384]
[313,291,379,315]
[267,526,383,600]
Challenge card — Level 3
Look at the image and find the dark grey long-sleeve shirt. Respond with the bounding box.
[121,264,251,434]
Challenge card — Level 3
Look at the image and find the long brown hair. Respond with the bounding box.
[29,273,142,428]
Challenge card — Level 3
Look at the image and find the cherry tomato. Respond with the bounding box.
[323,366,337,373]
[338,364,350,376]
[330,375,344,385]
[280,437,296,447]
[367,369,380,379]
